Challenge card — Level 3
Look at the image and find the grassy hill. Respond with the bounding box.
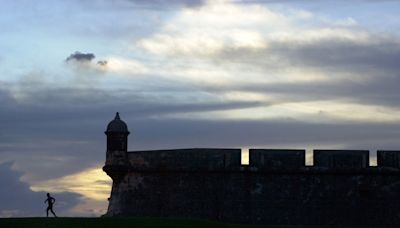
[0,217,286,228]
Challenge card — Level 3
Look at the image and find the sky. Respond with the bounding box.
[1,0,400,217]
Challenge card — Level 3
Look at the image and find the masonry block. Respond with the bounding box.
[249,149,305,169]
[128,148,241,170]
[314,150,369,168]
[377,150,400,168]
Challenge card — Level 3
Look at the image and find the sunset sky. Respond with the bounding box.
[1,0,400,217]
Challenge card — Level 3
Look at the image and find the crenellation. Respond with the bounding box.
[127,148,241,170]
[313,150,369,168]
[377,150,400,168]
[249,149,305,169]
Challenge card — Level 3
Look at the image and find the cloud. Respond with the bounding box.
[0,162,82,217]
[206,35,400,110]
[1,81,400,153]
[137,1,371,60]
[65,51,108,67]
[97,60,107,66]
[127,0,206,8]
[64,51,109,75]
[66,52,95,63]
[135,0,400,113]
[32,167,112,201]
[137,1,289,56]
[103,57,147,75]
[217,35,400,75]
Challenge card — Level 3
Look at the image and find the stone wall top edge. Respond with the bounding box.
[128,149,400,153]
[314,149,369,152]
[249,149,306,152]
[124,166,400,174]
[128,148,241,153]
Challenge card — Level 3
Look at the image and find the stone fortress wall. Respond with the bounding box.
[103,113,400,225]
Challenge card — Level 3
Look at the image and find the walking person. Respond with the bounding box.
[44,193,57,217]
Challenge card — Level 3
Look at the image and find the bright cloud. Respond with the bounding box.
[161,100,400,123]
[137,0,370,58]
[105,56,149,75]
[31,167,112,201]
[137,0,286,56]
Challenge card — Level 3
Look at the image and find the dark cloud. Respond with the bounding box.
[64,52,108,74]
[0,162,81,217]
[66,52,95,63]
[276,39,400,74]
[1,83,400,184]
[219,37,400,75]
[65,52,108,70]
[0,84,267,181]
[213,35,400,107]
[97,60,107,66]
[201,72,400,108]
[131,119,400,151]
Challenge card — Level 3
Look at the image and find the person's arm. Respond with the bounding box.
[52,197,56,204]
[44,199,48,204]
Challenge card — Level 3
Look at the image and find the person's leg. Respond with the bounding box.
[50,208,57,217]
[46,208,49,217]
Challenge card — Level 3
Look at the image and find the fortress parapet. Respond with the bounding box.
[103,113,400,226]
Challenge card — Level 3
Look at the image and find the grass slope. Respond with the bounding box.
[0,217,283,228]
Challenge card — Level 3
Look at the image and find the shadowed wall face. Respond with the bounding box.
[314,150,369,168]
[127,149,241,170]
[249,149,305,169]
[104,148,400,225]
[377,151,400,168]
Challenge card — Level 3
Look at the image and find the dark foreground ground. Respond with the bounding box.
[0,218,388,228]
[0,218,278,228]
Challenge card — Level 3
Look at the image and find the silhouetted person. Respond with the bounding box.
[44,193,57,217]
